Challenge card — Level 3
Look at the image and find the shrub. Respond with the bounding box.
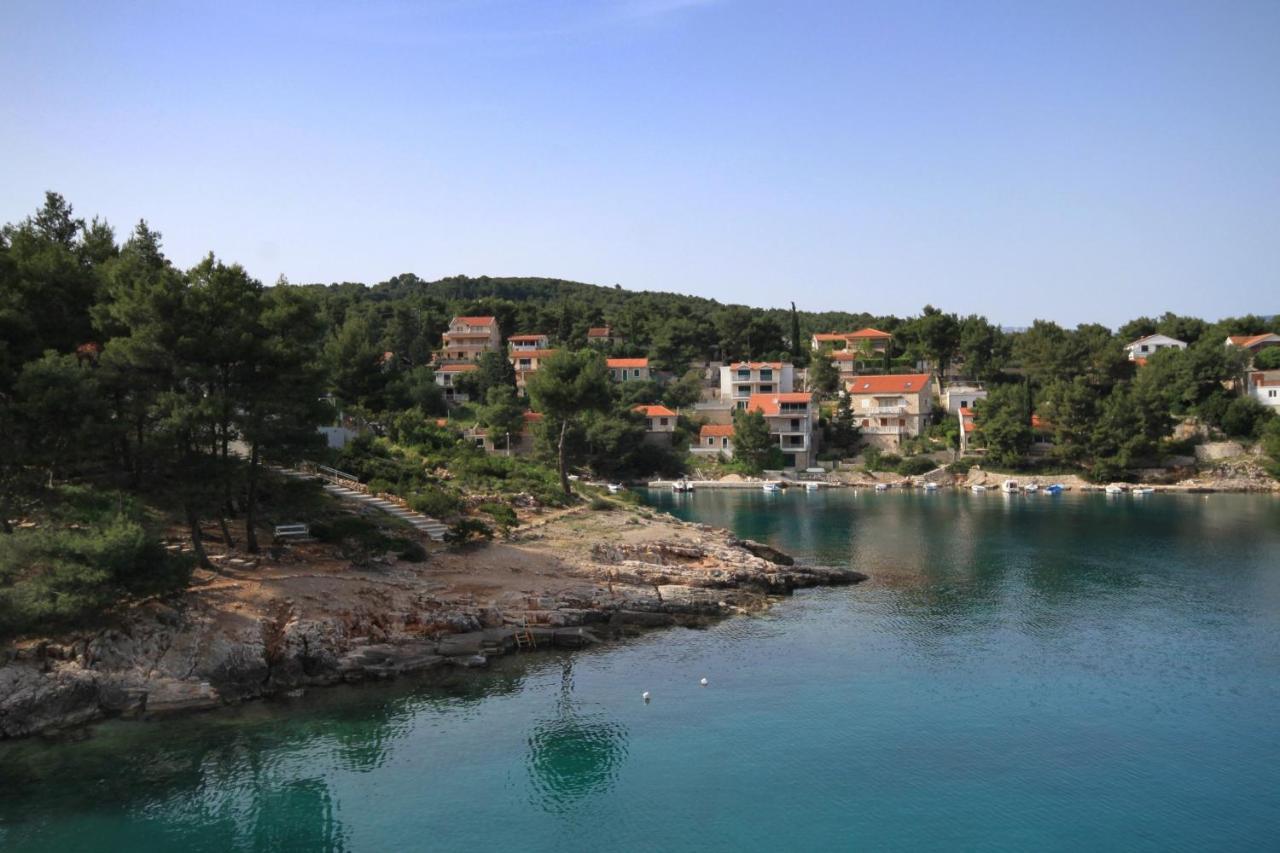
[589,497,613,511]
[478,502,518,528]
[947,460,973,475]
[445,518,493,546]
[366,478,395,497]
[394,539,428,562]
[408,487,461,519]
[896,457,936,476]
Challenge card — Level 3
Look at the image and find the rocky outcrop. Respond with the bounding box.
[0,524,864,741]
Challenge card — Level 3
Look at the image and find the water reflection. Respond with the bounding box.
[524,661,629,814]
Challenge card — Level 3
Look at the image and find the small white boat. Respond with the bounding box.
[804,482,820,491]
[874,483,890,492]
[1001,479,1019,493]
[671,480,694,493]
[971,484,987,493]
[923,482,939,492]
[761,482,781,494]
[1023,483,1039,494]
[1133,487,1155,496]
[607,483,624,494]
[1105,484,1125,495]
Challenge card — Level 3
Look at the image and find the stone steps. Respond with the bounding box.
[269,464,447,542]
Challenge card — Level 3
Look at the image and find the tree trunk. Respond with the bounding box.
[218,515,236,550]
[557,419,571,498]
[186,504,213,569]
[244,442,260,554]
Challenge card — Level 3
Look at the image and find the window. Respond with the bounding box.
[760,384,773,394]
[707,437,714,446]
[634,369,642,378]
[760,369,773,381]
[1141,344,1149,352]
[722,438,729,447]
[960,399,968,408]
[519,359,531,368]
[790,418,801,431]
[660,417,669,426]
[1271,390,1277,398]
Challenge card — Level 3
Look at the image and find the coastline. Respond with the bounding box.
[0,506,863,741]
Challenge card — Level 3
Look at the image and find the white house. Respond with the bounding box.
[691,423,735,458]
[634,404,677,444]
[719,362,794,409]
[435,363,478,404]
[844,373,935,450]
[942,384,986,414]
[440,315,502,362]
[1247,371,1280,411]
[508,334,550,352]
[1125,334,1187,362]
[607,358,651,382]
[747,392,818,470]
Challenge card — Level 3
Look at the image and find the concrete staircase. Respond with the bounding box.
[269,463,449,542]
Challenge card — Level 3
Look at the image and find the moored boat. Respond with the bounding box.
[671,480,694,493]
[923,482,939,492]
[607,483,624,494]
[874,483,890,492]
[971,484,987,493]
[1001,479,1019,493]
[1105,484,1125,495]
[1133,487,1155,496]
[1044,483,1064,495]
[762,482,781,494]
[1023,483,1039,494]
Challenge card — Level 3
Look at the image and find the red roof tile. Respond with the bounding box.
[635,404,677,417]
[747,392,812,415]
[436,363,479,373]
[700,424,735,438]
[845,373,932,394]
[608,358,649,368]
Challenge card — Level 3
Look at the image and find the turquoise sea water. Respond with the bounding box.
[2,490,1279,852]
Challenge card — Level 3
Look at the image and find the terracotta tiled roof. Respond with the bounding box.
[847,327,892,339]
[522,411,543,423]
[1252,371,1280,386]
[1031,414,1052,431]
[747,392,812,415]
[958,407,973,416]
[634,405,677,417]
[845,373,931,394]
[608,358,649,368]
[436,363,479,373]
[508,334,547,342]
[1229,333,1280,348]
[728,361,784,370]
[587,326,612,337]
[509,349,557,359]
[453,315,496,326]
[700,424,735,438]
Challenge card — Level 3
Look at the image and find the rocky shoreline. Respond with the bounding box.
[0,510,864,741]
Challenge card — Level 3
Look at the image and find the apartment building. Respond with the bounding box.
[844,373,935,450]
[747,391,818,470]
[441,315,501,362]
[719,362,794,409]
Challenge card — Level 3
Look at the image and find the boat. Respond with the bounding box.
[923,482,939,492]
[671,480,694,493]
[874,483,890,492]
[1133,487,1155,496]
[607,483,624,494]
[1105,484,1125,495]
[761,482,781,494]
[1001,479,1019,493]
[804,481,821,491]
[1044,483,1064,495]
[1023,483,1039,494]
[971,484,987,493]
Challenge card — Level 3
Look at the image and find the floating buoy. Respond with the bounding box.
[642,691,651,702]
[700,678,708,687]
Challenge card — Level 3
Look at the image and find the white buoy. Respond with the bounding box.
[642,691,651,702]
[700,677,708,687]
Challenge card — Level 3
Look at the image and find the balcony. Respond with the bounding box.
[871,405,908,415]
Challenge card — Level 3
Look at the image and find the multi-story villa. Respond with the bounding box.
[434,363,478,405]
[747,391,818,470]
[441,315,501,362]
[720,362,794,409]
[607,357,651,382]
[810,328,893,355]
[508,334,550,352]
[844,373,935,449]
[509,348,557,394]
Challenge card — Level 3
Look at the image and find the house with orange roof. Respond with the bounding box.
[508,334,550,352]
[587,325,621,346]
[509,348,558,394]
[747,391,818,469]
[957,406,977,454]
[844,373,935,449]
[434,362,479,405]
[634,404,677,444]
[691,423,736,459]
[607,357,651,382]
[441,315,502,362]
[1125,333,1186,361]
[719,361,794,408]
[1225,333,1280,362]
[1247,370,1280,411]
[810,328,893,355]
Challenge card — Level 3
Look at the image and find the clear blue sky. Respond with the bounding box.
[3,0,1277,326]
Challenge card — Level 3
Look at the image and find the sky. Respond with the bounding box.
[2,0,1278,326]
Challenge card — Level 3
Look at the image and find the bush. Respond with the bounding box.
[478,502,518,528]
[366,478,395,497]
[947,460,973,475]
[445,518,493,546]
[896,457,936,476]
[589,497,613,511]
[394,539,428,562]
[408,487,461,519]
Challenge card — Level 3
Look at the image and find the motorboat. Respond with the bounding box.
[1001,479,1020,493]
[1044,483,1064,495]
[671,480,694,493]
[762,482,781,494]
[1133,487,1155,496]
[874,483,890,492]
[971,484,988,493]
[607,483,624,494]
[1104,484,1125,495]
[923,482,939,492]
[1023,483,1039,494]
[804,481,821,491]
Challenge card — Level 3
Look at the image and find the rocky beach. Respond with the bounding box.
[0,506,863,740]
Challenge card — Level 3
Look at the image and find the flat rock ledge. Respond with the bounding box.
[0,535,864,741]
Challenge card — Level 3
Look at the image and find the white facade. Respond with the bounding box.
[942,384,986,414]
[1125,334,1187,361]
[719,362,795,410]
[1247,371,1280,410]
